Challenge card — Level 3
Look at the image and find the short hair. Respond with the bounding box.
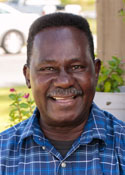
[27,12,94,66]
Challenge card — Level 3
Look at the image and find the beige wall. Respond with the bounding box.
[96,0,125,62]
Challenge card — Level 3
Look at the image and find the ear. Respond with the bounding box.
[23,64,31,88]
[94,58,101,82]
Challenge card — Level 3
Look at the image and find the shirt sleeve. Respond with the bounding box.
[115,125,125,173]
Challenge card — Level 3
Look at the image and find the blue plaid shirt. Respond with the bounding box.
[0,103,125,175]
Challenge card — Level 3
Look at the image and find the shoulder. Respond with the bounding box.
[92,103,125,146]
[99,109,125,160]
[92,103,125,133]
[107,112,125,151]
[0,118,30,150]
[103,110,125,136]
[105,112,125,166]
[0,108,39,152]
[92,104,125,172]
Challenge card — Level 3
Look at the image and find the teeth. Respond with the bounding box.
[54,97,65,100]
[53,96,75,100]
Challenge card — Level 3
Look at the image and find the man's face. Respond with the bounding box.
[24,26,100,127]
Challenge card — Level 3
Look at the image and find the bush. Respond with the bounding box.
[96,56,125,92]
[9,88,35,127]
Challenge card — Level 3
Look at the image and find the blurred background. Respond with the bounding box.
[0,0,125,131]
[0,0,96,87]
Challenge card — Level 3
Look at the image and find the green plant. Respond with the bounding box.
[9,88,35,127]
[119,0,125,21]
[96,56,125,92]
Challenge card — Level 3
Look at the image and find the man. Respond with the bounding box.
[0,13,125,175]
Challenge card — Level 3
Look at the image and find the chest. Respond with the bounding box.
[1,142,121,175]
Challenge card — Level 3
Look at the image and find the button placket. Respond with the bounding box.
[61,162,66,168]
[42,146,46,150]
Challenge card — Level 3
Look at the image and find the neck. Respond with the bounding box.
[40,118,88,141]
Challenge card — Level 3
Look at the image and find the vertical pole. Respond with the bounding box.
[96,0,125,62]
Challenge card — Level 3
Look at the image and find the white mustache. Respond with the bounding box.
[47,87,83,97]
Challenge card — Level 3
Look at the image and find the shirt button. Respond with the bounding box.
[61,162,66,168]
[42,146,46,150]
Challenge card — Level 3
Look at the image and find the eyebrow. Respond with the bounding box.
[69,58,81,62]
[38,57,81,65]
[38,59,57,64]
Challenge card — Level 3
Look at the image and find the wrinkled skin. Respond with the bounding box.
[24,26,101,140]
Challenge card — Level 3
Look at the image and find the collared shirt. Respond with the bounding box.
[0,103,125,175]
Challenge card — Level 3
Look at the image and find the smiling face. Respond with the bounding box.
[24,26,100,128]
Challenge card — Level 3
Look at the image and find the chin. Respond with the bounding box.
[48,113,84,127]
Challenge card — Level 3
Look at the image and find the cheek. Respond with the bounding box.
[78,74,96,107]
[30,75,44,100]
[30,73,51,90]
[30,74,53,103]
[75,71,96,91]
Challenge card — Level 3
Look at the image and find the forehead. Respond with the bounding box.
[34,26,88,47]
[31,26,90,64]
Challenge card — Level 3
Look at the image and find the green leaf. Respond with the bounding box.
[104,81,111,92]
[116,88,120,92]
[19,103,29,108]
[9,94,17,100]
[98,75,107,83]
[96,86,101,92]
[111,74,123,84]
[116,68,123,75]
[108,56,121,68]
[112,81,118,88]
[21,110,29,115]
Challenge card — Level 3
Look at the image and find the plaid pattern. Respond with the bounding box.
[0,103,125,175]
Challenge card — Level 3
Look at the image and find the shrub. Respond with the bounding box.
[9,88,35,126]
[96,56,125,92]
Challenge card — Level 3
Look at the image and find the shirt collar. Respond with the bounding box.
[19,108,43,144]
[19,103,107,146]
[80,103,107,145]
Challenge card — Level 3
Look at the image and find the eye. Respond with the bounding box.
[45,67,55,71]
[39,66,56,72]
[71,65,84,71]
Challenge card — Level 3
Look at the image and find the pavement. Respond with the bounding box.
[0,48,26,87]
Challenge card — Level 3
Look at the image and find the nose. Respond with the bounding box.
[53,68,74,88]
